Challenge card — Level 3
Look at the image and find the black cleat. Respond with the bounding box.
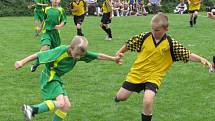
[31,64,39,72]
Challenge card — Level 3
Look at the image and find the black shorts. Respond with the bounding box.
[189,10,199,13]
[101,12,111,24]
[122,81,158,93]
[73,14,85,25]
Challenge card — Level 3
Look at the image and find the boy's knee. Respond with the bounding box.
[61,101,71,112]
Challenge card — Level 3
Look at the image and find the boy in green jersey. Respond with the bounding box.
[28,0,48,36]
[31,0,67,72]
[15,36,122,121]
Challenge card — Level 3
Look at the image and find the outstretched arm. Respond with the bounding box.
[15,54,38,69]
[189,53,212,68]
[115,45,128,56]
[97,53,122,64]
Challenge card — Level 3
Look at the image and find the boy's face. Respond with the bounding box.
[71,47,86,59]
[51,0,60,6]
[151,23,167,38]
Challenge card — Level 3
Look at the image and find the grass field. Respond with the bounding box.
[0,13,215,121]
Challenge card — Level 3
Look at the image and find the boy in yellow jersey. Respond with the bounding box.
[70,0,88,36]
[188,0,201,27]
[31,0,67,72]
[15,36,122,121]
[100,0,113,40]
[114,13,212,121]
[28,0,48,36]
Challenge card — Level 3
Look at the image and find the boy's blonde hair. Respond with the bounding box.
[70,36,88,53]
[151,13,169,29]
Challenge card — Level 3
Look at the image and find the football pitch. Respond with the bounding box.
[0,14,215,121]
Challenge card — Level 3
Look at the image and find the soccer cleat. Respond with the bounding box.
[105,36,112,41]
[22,104,33,121]
[30,64,38,72]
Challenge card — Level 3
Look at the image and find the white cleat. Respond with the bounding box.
[105,36,112,41]
[22,104,33,121]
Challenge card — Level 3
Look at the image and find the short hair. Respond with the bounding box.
[151,13,169,29]
[70,36,88,53]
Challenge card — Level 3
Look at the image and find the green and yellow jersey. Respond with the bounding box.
[125,32,191,87]
[37,45,99,88]
[43,6,67,30]
[70,0,87,16]
[188,0,201,11]
[102,0,112,13]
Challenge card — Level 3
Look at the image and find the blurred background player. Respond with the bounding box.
[114,13,212,121]
[174,0,187,14]
[70,0,88,36]
[31,0,67,72]
[28,0,48,37]
[100,0,113,40]
[15,36,122,121]
[121,0,130,16]
[187,0,201,27]
[147,0,161,14]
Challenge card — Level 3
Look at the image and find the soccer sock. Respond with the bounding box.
[114,96,120,102]
[106,28,112,38]
[52,109,67,121]
[194,16,198,25]
[32,100,56,115]
[189,21,193,27]
[77,28,84,36]
[141,113,152,121]
[101,25,109,34]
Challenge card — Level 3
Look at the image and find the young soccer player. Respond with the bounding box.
[31,0,67,72]
[28,0,48,36]
[70,0,88,36]
[15,36,122,121]
[114,13,212,121]
[100,0,113,40]
[187,0,201,27]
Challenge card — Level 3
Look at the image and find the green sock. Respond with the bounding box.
[53,114,63,121]
[52,109,67,121]
[33,100,55,114]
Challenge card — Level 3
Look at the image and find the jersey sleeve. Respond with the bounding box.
[172,40,191,63]
[59,8,67,25]
[70,2,74,9]
[79,51,99,63]
[126,33,146,52]
[36,46,68,64]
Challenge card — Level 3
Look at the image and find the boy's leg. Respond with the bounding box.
[115,87,133,102]
[193,11,198,25]
[189,12,194,27]
[141,90,155,121]
[53,96,71,121]
[142,82,157,121]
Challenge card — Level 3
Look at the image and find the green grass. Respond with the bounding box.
[0,13,215,121]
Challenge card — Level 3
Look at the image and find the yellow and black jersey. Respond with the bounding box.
[102,0,112,13]
[188,0,201,10]
[70,0,87,16]
[125,32,191,87]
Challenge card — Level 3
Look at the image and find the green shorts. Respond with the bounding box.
[40,30,61,49]
[41,80,67,100]
[34,10,45,22]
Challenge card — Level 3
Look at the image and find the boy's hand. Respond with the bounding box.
[54,25,62,30]
[15,61,24,69]
[115,53,124,64]
[200,58,212,69]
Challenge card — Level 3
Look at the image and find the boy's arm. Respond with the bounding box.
[115,45,128,57]
[189,53,212,68]
[97,53,122,64]
[15,54,38,69]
